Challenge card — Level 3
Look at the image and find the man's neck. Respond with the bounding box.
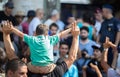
[80,39,89,44]
[36,16,41,20]
[51,17,57,22]
[107,14,113,19]
[60,55,67,59]
[97,57,102,62]
[4,11,10,16]
[83,22,90,26]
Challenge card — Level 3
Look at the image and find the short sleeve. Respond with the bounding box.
[114,18,120,32]
[23,34,32,45]
[49,35,59,45]
[107,68,117,77]
[117,23,120,32]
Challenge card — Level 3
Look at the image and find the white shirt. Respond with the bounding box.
[29,17,42,36]
[44,19,54,27]
[94,20,102,36]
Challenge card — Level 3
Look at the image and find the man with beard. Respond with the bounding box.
[76,26,96,77]
[79,26,96,57]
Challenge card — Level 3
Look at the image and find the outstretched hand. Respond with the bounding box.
[103,37,111,49]
[103,37,117,50]
[2,21,13,34]
[71,21,80,37]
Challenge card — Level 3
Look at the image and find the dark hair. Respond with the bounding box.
[5,59,26,73]
[59,41,69,49]
[27,10,36,18]
[80,26,89,33]
[49,23,59,30]
[36,24,49,35]
[102,4,113,12]
[83,12,95,25]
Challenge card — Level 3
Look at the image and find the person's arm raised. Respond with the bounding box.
[2,22,18,60]
[65,22,80,68]
[58,25,72,38]
[2,21,24,38]
[12,25,24,38]
[101,37,110,72]
[90,63,102,77]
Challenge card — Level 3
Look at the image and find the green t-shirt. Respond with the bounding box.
[23,34,59,66]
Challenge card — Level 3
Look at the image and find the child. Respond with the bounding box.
[2,21,72,74]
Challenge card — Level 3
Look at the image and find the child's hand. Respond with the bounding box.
[71,21,80,37]
[2,21,13,34]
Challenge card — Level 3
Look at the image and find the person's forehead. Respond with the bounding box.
[81,30,88,33]
[60,44,68,48]
[51,26,58,29]
[94,49,101,52]
[102,8,110,11]
[18,65,27,71]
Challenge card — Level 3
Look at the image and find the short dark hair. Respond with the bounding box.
[83,12,95,25]
[102,4,113,13]
[5,59,26,73]
[49,23,59,30]
[36,24,49,35]
[80,26,89,33]
[59,41,69,49]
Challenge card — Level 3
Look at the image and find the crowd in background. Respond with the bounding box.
[0,1,120,77]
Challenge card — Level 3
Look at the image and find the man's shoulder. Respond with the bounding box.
[88,40,96,45]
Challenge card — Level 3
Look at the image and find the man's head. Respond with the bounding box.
[67,15,75,24]
[92,44,103,59]
[49,23,59,35]
[27,10,36,19]
[83,12,95,25]
[35,24,49,35]
[80,26,89,41]
[15,11,25,24]
[59,41,69,58]
[5,59,27,77]
[4,1,14,16]
[102,4,113,19]
[94,8,103,21]
[51,9,60,21]
[36,8,44,19]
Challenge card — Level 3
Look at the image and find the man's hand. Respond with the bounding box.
[71,22,80,37]
[103,37,111,49]
[2,21,13,34]
[90,63,98,70]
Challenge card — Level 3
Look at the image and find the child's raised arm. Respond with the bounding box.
[9,21,24,38]
[58,22,77,38]
[2,21,25,38]
[12,26,24,38]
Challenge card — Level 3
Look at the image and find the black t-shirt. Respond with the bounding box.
[28,58,68,77]
[0,11,17,41]
[99,17,120,43]
[86,59,103,77]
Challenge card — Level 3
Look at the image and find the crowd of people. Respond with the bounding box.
[0,1,120,77]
